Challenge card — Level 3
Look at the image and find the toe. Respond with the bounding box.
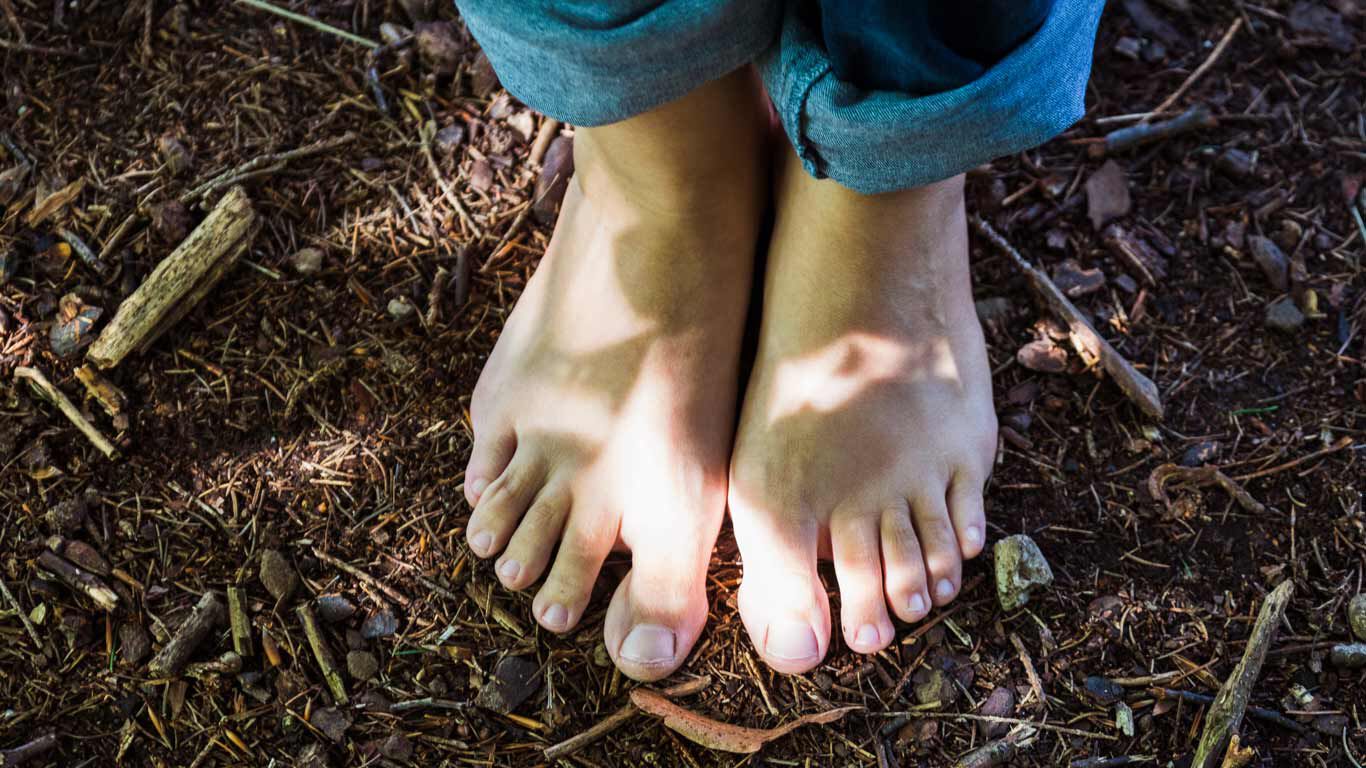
[880,505,931,623]
[466,449,546,559]
[948,471,987,559]
[732,506,829,674]
[464,428,516,507]
[831,511,894,654]
[496,482,572,590]
[604,532,713,681]
[911,493,962,607]
[533,510,617,633]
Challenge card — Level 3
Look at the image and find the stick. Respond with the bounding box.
[180,134,355,204]
[15,367,117,458]
[0,579,42,647]
[972,217,1164,420]
[233,0,378,47]
[0,38,80,57]
[528,118,561,167]
[1152,689,1306,735]
[297,602,348,704]
[420,122,483,238]
[1143,19,1243,122]
[1010,633,1048,710]
[1232,436,1352,481]
[35,551,118,610]
[74,365,129,418]
[0,0,24,42]
[226,586,253,658]
[1190,580,1293,768]
[148,591,225,677]
[58,227,110,276]
[311,547,410,606]
[88,186,258,369]
[543,677,712,760]
[1103,105,1216,154]
[0,733,58,766]
[878,712,1117,741]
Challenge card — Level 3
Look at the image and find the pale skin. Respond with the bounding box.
[462,68,997,680]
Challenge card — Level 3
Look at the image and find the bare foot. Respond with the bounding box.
[462,71,766,681]
[728,146,997,673]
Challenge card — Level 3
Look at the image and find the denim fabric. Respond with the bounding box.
[455,0,1104,193]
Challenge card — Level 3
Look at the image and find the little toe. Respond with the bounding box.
[948,471,987,559]
[533,511,616,633]
[604,535,712,681]
[911,493,962,607]
[733,510,830,674]
[464,428,516,507]
[831,511,894,654]
[880,506,932,623]
[496,483,572,590]
[466,449,546,559]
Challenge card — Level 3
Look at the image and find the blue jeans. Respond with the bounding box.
[455,0,1104,194]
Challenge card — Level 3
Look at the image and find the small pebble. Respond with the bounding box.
[994,534,1054,611]
[1347,594,1366,641]
[1265,297,1305,333]
[1330,643,1366,669]
[1085,675,1125,705]
[387,297,416,322]
[361,608,398,639]
[290,247,324,276]
[316,594,357,624]
[347,650,379,681]
[259,549,298,602]
[975,687,1015,739]
[475,656,541,714]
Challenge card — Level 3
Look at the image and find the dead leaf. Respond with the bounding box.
[629,688,858,754]
[1085,160,1130,230]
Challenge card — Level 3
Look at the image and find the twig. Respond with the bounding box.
[148,591,225,677]
[543,677,711,760]
[233,0,378,47]
[1232,436,1352,481]
[1010,633,1048,710]
[1143,18,1243,122]
[1149,464,1265,514]
[180,134,355,204]
[0,733,58,766]
[14,367,118,459]
[972,217,1164,420]
[35,552,118,611]
[1103,105,1217,154]
[58,227,110,276]
[0,38,80,57]
[1152,688,1306,735]
[297,602,348,704]
[420,122,483,239]
[462,580,525,636]
[528,118,561,166]
[226,586,253,658]
[390,697,470,713]
[877,712,1117,741]
[1071,757,1154,768]
[0,579,42,647]
[311,547,410,606]
[0,0,25,42]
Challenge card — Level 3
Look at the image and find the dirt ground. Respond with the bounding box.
[1,1,1363,766]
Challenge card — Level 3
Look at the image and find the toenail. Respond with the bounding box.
[497,559,521,583]
[935,579,955,601]
[765,620,819,663]
[965,525,983,548]
[470,530,493,555]
[468,477,488,502]
[541,603,569,630]
[620,624,676,665]
[854,624,880,649]
[908,593,927,616]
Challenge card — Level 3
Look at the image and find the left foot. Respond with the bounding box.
[728,147,997,673]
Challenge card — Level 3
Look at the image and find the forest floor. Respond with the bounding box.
[1,1,1364,766]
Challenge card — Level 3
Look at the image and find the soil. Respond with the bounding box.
[0,1,1363,766]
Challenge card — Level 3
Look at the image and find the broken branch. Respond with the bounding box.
[14,367,117,459]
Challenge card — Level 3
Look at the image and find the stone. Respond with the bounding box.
[360,608,398,639]
[1016,339,1068,373]
[1247,236,1289,291]
[290,247,324,275]
[347,650,379,681]
[1085,160,1131,230]
[1085,675,1125,705]
[310,706,352,743]
[1265,297,1305,333]
[1113,36,1142,60]
[149,200,192,244]
[1332,643,1366,669]
[912,668,954,707]
[259,549,298,602]
[1051,259,1106,298]
[316,594,357,624]
[1180,441,1221,467]
[1349,594,1366,642]
[379,733,414,761]
[158,135,193,176]
[976,687,1015,739]
[387,297,416,322]
[413,21,460,76]
[994,534,1054,611]
[475,655,541,714]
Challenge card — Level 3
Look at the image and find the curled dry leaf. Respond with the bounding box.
[629,688,858,754]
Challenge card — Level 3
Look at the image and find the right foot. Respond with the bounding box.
[462,71,767,681]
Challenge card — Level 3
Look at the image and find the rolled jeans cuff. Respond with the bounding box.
[758,0,1106,194]
[456,1,782,127]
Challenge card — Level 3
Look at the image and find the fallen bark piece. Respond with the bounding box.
[298,601,348,704]
[972,217,1164,420]
[1086,161,1131,230]
[1190,580,1294,768]
[475,656,540,714]
[1103,104,1216,154]
[25,177,84,227]
[148,591,225,677]
[87,185,258,369]
[1330,643,1366,669]
[36,550,118,610]
[1246,236,1290,291]
[74,364,128,419]
[630,688,857,754]
[14,366,118,459]
[1148,464,1265,514]
[1102,224,1168,286]
[227,586,253,657]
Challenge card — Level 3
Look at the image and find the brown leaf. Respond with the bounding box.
[1085,160,1130,230]
[629,688,858,754]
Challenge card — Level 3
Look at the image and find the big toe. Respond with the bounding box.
[733,513,830,674]
[605,564,708,682]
